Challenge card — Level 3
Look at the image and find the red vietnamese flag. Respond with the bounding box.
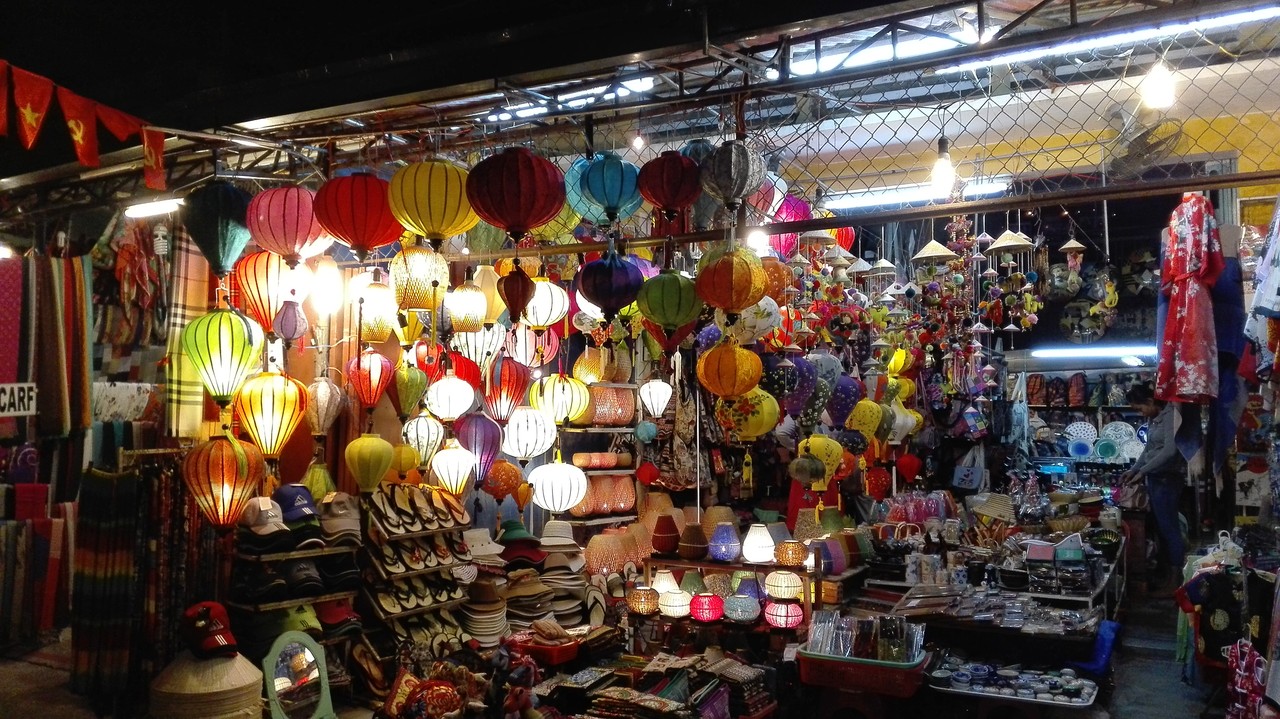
[12,67,53,150]
[57,87,99,167]
[142,128,166,190]
[0,62,8,136]
[96,104,143,142]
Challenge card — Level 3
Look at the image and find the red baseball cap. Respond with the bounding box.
[313,597,360,627]
[181,601,238,658]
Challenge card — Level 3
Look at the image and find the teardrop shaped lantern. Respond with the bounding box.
[272,300,309,345]
[345,432,394,493]
[346,347,394,413]
[580,152,641,224]
[522,275,570,334]
[247,186,331,267]
[183,434,267,528]
[497,260,537,327]
[697,339,763,399]
[505,324,560,368]
[387,160,479,245]
[354,273,399,345]
[637,268,703,331]
[389,240,451,311]
[180,306,266,408]
[638,150,703,221]
[501,405,558,464]
[529,373,591,425]
[449,325,507,370]
[454,413,502,488]
[306,375,346,437]
[403,412,445,469]
[639,378,673,417]
[431,438,476,496]
[699,141,766,213]
[482,351,532,425]
[445,271,488,333]
[182,180,253,278]
[465,147,566,242]
[695,246,766,322]
[390,360,428,422]
[576,249,644,324]
[473,265,506,328]
[424,369,476,422]
[314,173,405,264]
[233,371,308,460]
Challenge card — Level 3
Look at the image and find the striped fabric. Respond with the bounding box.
[34,258,71,438]
[163,227,213,437]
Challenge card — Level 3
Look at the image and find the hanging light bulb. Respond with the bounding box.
[1141,60,1176,109]
[631,134,645,151]
[746,230,771,258]
[308,255,344,318]
[930,135,956,199]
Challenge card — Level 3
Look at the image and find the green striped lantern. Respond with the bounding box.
[180,307,266,408]
[637,269,703,331]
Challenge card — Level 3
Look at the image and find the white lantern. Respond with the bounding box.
[473,265,506,328]
[522,277,569,333]
[445,277,488,333]
[402,412,445,469]
[528,455,588,514]
[501,406,557,463]
[449,325,507,369]
[650,569,680,595]
[764,570,804,600]
[424,370,475,422]
[740,523,776,564]
[658,590,692,619]
[639,378,673,418]
[431,438,476,496]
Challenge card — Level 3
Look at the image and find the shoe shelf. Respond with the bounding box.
[366,512,467,542]
[360,591,469,623]
[236,545,359,562]
[362,548,469,582]
[225,589,359,613]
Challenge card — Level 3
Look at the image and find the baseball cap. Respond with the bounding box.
[181,601,238,658]
[273,484,319,522]
[280,558,325,596]
[282,603,323,636]
[314,598,363,637]
[238,497,290,536]
[286,517,327,550]
[319,492,362,546]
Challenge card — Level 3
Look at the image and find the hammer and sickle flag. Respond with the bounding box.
[57,87,99,167]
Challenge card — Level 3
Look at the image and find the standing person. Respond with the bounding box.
[1120,383,1187,596]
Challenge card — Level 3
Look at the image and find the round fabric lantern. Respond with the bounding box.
[637,269,703,331]
[483,458,525,503]
[764,571,804,600]
[389,360,428,422]
[387,160,479,244]
[716,296,781,344]
[182,180,253,278]
[895,452,924,483]
[313,173,405,263]
[529,374,590,425]
[473,265,506,328]
[505,324,560,369]
[695,246,766,320]
[419,347,482,388]
[446,275,488,333]
[528,456,588,514]
[389,241,450,311]
[626,586,660,615]
[500,406,557,464]
[759,256,794,304]
[826,375,861,429]
[650,514,681,555]
[483,352,532,425]
[306,375,346,437]
[345,432,394,493]
[182,434,266,529]
[522,276,570,333]
[774,540,807,567]
[272,301,309,345]
[740,523,775,563]
[424,370,476,422]
[231,250,292,333]
[638,378,673,418]
[658,590,693,619]
[650,569,680,595]
[577,249,644,324]
[848,399,882,435]
[246,186,330,267]
[431,437,476,496]
[402,412,445,469]
[690,593,725,622]
[465,147,566,241]
[798,434,843,482]
[580,152,641,224]
[450,325,507,370]
[763,600,804,629]
[346,348,394,412]
[724,594,762,623]
[713,387,779,441]
[232,372,307,460]
[454,413,502,486]
[699,140,766,213]
[768,194,813,258]
[354,276,399,345]
[697,339,762,399]
[537,200,582,242]
[708,522,742,562]
[390,443,420,479]
[180,307,266,408]
[638,150,703,220]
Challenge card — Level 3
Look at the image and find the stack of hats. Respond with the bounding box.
[463,528,506,581]
[236,498,295,555]
[540,551,587,628]
[501,568,556,630]
[318,491,362,547]
[313,597,363,640]
[273,484,325,549]
[539,519,585,565]
[497,520,547,571]
[149,650,263,719]
[459,579,509,649]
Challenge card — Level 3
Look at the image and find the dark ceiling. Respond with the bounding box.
[0,0,901,179]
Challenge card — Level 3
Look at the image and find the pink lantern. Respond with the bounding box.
[246,186,332,267]
[768,195,812,259]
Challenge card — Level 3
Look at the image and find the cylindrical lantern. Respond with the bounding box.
[724,594,762,623]
[506,324,560,368]
[528,457,588,514]
[474,264,506,328]
[651,514,681,556]
[465,147,566,241]
[589,385,634,427]
[387,160,479,243]
[699,140,766,213]
[446,276,488,333]
[764,600,804,629]
[483,352,532,425]
[431,437,476,496]
[708,522,742,562]
[522,276,570,333]
[775,540,807,567]
[637,269,703,331]
[182,180,253,278]
[232,372,307,460]
[764,571,803,600]
[402,412,445,469]
[528,374,590,425]
[389,241,451,311]
[650,569,680,595]
[424,369,476,422]
[677,524,709,560]
[500,406,557,463]
[180,307,266,408]
[690,593,725,622]
[345,432,394,493]
[638,378,673,418]
[182,434,266,529]
[697,339,762,399]
[313,173,405,263]
[659,590,693,619]
[247,185,331,267]
[740,524,775,564]
[626,586,660,615]
[449,326,507,370]
[306,375,345,437]
[346,347,394,412]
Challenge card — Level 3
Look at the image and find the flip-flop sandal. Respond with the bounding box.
[392,580,418,610]
[376,587,404,615]
[392,484,424,533]
[430,534,455,565]
[438,491,470,525]
[428,489,457,528]
[398,542,427,571]
[446,532,472,562]
[389,619,411,643]
[411,536,439,568]
[407,485,440,530]
[352,642,390,698]
[371,490,404,532]
[373,542,406,575]
[409,621,432,647]
[437,608,460,630]
[426,577,451,603]
[448,582,466,600]
[410,576,435,608]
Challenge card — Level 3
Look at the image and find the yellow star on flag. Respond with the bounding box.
[20,103,40,128]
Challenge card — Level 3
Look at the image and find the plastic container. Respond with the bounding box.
[795,643,930,698]
[514,639,579,666]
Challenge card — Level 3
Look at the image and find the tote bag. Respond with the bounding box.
[951,445,988,491]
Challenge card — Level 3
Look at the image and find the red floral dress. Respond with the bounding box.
[1156,193,1224,403]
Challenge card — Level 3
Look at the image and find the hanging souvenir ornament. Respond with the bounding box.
[699,140,766,214]
[182,180,253,278]
[638,150,703,221]
[695,246,766,324]
[466,147,566,242]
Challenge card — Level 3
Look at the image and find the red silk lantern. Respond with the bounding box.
[895,453,923,483]
[421,350,481,390]
[497,260,537,327]
[346,347,394,410]
[246,186,330,267]
[465,147,566,241]
[230,250,291,334]
[483,351,532,425]
[641,318,697,357]
[313,173,404,263]
[636,461,660,486]
[637,150,702,221]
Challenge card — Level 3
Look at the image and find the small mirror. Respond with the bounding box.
[263,630,336,719]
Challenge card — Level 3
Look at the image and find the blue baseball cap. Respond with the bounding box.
[273,484,318,522]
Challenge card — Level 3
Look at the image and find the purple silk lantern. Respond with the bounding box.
[782,355,817,417]
[826,375,859,428]
[272,300,309,344]
[577,248,645,324]
[696,323,723,353]
[625,253,659,279]
[453,413,502,489]
[759,352,799,402]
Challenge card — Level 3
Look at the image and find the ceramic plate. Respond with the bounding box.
[1094,438,1119,460]
[1121,439,1145,461]
[1064,421,1098,443]
[1068,439,1093,458]
[1099,421,1137,442]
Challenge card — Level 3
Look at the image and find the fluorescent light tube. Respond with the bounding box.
[1029,345,1157,359]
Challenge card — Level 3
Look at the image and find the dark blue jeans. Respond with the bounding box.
[1146,475,1185,571]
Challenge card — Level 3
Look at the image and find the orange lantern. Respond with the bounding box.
[182,434,267,529]
[696,339,762,399]
[694,245,766,321]
[760,256,794,304]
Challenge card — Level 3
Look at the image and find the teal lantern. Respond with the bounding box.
[182,180,253,277]
[580,152,641,224]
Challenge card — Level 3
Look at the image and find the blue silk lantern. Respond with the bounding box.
[577,248,645,324]
[708,522,742,562]
[566,154,644,227]
[580,152,641,224]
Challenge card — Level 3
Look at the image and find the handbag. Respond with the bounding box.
[950,445,988,491]
[1112,480,1149,511]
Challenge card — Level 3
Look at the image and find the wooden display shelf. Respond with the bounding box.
[226,590,358,613]
[361,591,468,622]
[362,547,468,582]
[584,469,637,476]
[236,545,358,562]
[367,513,468,542]
[591,382,639,389]
[562,426,635,433]
[564,514,637,527]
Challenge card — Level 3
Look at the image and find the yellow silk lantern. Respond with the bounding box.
[529,373,591,424]
[345,432,395,493]
[714,387,779,441]
[696,339,762,399]
[798,434,842,484]
[848,399,882,435]
[390,443,421,480]
[473,265,506,328]
[445,277,488,333]
[389,241,450,311]
[387,160,479,242]
[232,371,307,460]
[694,245,766,318]
[535,201,581,242]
